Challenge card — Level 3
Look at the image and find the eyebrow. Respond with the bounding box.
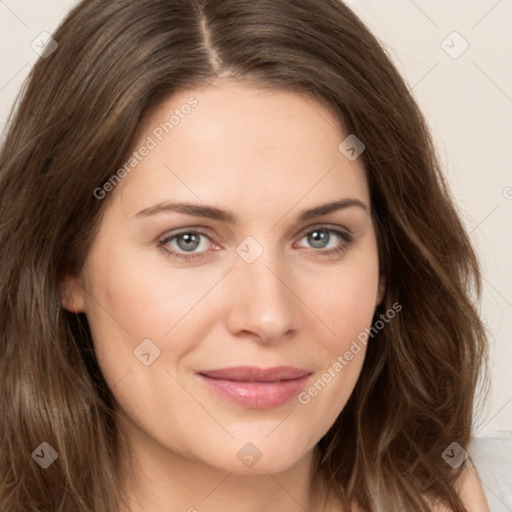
[134,198,369,223]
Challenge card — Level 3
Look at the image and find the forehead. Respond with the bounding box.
[115,80,369,217]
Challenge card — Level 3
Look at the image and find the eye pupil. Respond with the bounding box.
[308,229,329,249]
[177,233,201,251]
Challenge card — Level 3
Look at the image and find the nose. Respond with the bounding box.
[225,248,300,344]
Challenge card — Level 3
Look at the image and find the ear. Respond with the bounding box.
[376,271,386,307]
[59,275,86,313]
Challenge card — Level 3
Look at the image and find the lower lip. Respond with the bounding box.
[198,374,310,409]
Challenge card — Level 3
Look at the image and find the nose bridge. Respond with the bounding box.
[227,237,298,341]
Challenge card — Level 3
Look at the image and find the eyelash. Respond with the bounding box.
[158,225,353,262]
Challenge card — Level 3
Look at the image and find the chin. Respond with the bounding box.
[192,436,316,476]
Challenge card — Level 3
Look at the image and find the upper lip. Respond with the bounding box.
[198,366,311,382]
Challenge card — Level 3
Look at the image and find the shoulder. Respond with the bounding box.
[430,459,490,512]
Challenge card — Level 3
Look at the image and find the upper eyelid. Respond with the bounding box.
[160,223,351,247]
[297,223,351,236]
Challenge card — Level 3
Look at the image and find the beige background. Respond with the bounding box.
[1,0,511,436]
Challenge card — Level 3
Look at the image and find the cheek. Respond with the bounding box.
[294,244,379,411]
[81,248,212,443]
[303,248,380,352]
[80,244,214,399]
[329,270,379,350]
[83,243,216,343]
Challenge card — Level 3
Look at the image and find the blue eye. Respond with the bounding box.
[298,227,352,252]
[158,226,353,262]
[159,230,211,261]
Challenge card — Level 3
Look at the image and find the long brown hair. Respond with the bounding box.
[0,0,488,510]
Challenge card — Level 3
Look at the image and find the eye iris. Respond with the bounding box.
[308,229,329,249]
[176,233,201,251]
[171,230,334,254]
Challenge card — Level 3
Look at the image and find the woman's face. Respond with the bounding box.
[64,80,384,475]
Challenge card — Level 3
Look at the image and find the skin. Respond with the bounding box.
[435,459,491,512]
[61,79,488,512]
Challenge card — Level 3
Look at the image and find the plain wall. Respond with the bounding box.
[1,0,511,435]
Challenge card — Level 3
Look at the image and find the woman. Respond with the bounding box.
[0,0,490,510]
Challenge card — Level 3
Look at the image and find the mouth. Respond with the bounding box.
[197,366,312,409]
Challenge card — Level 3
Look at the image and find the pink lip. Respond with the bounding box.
[198,366,312,409]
